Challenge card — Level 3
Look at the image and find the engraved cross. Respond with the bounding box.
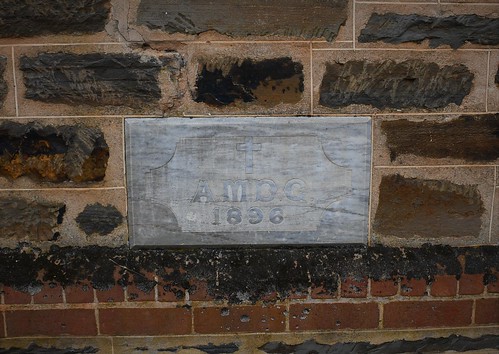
[236,137,261,174]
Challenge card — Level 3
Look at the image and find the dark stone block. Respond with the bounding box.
[0,198,65,241]
[137,0,348,41]
[374,174,484,239]
[495,65,499,86]
[0,56,7,108]
[381,114,499,162]
[260,335,499,353]
[359,13,499,49]
[0,121,108,183]
[20,53,175,108]
[76,203,123,235]
[195,57,304,106]
[0,0,110,38]
[319,60,473,109]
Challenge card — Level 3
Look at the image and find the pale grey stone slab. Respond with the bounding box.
[125,117,371,247]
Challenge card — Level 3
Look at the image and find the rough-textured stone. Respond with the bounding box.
[0,122,109,183]
[0,198,65,241]
[319,60,473,109]
[0,344,99,353]
[195,57,304,106]
[20,53,175,108]
[496,65,499,85]
[0,0,110,38]
[0,245,497,303]
[137,0,348,41]
[260,335,499,353]
[359,13,499,49]
[0,56,7,108]
[381,114,499,162]
[374,174,484,239]
[76,203,123,236]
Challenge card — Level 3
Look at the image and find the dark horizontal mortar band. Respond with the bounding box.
[0,245,496,304]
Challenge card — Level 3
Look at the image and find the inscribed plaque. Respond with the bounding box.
[125,117,371,246]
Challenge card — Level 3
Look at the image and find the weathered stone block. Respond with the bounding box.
[0,121,108,183]
[20,53,176,108]
[136,0,348,41]
[380,114,499,163]
[0,56,7,108]
[195,57,304,107]
[0,0,110,38]
[373,174,485,240]
[0,197,65,241]
[76,203,123,236]
[319,60,473,109]
[359,14,499,49]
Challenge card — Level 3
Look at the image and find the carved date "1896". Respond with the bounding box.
[213,207,284,225]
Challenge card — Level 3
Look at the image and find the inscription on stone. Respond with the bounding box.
[126,117,371,246]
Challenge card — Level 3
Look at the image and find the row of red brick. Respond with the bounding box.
[1,298,497,337]
[2,273,497,305]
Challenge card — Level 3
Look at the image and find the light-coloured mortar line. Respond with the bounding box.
[2,311,7,337]
[378,302,384,329]
[0,186,126,192]
[110,336,115,354]
[95,307,101,336]
[456,278,460,298]
[0,42,123,48]
[309,42,314,115]
[352,0,356,50]
[489,166,497,242]
[312,47,494,52]
[1,114,163,119]
[11,47,18,117]
[471,299,476,325]
[61,288,67,304]
[368,116,375,246]
[486,51,491,113]
[375,164,495,169]
[154,276,159,302]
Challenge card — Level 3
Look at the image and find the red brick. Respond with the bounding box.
[430,275,457,297]
[400,277,427,296]
[194,305,286,334]
[341,277,368,298]
[3,286,31,304]
[487,272,499,293]
[65,282,95,304]
[384,300,472,329]
[33,282,64,304]
[96,285,125,303]
[475,298,499,324]
[99,307,191,335]
[126,273,156,302]
[188,279,213,301]
[459,274,484,295]
[371,279,398,297]
[311,285,338,299]
[158,281,185,302]
[289,303,379,331]
[6,309,97,336]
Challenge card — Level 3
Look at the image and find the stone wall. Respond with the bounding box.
[0,0,497,352]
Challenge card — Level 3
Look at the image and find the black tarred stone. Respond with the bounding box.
[359,13,499,49]
[0,121,109,183]
[195,57,304,106]
[0,0,110,38]
[319,60,473,109]
[495,65,499,85]
[374,174,484,239]
[137,0,348,42]
[76,203,123,236]
[0,343,99,354]
[260,335,499,353]
[381,114,499,162]
[20,53,172,108]
[0,245,496,304]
